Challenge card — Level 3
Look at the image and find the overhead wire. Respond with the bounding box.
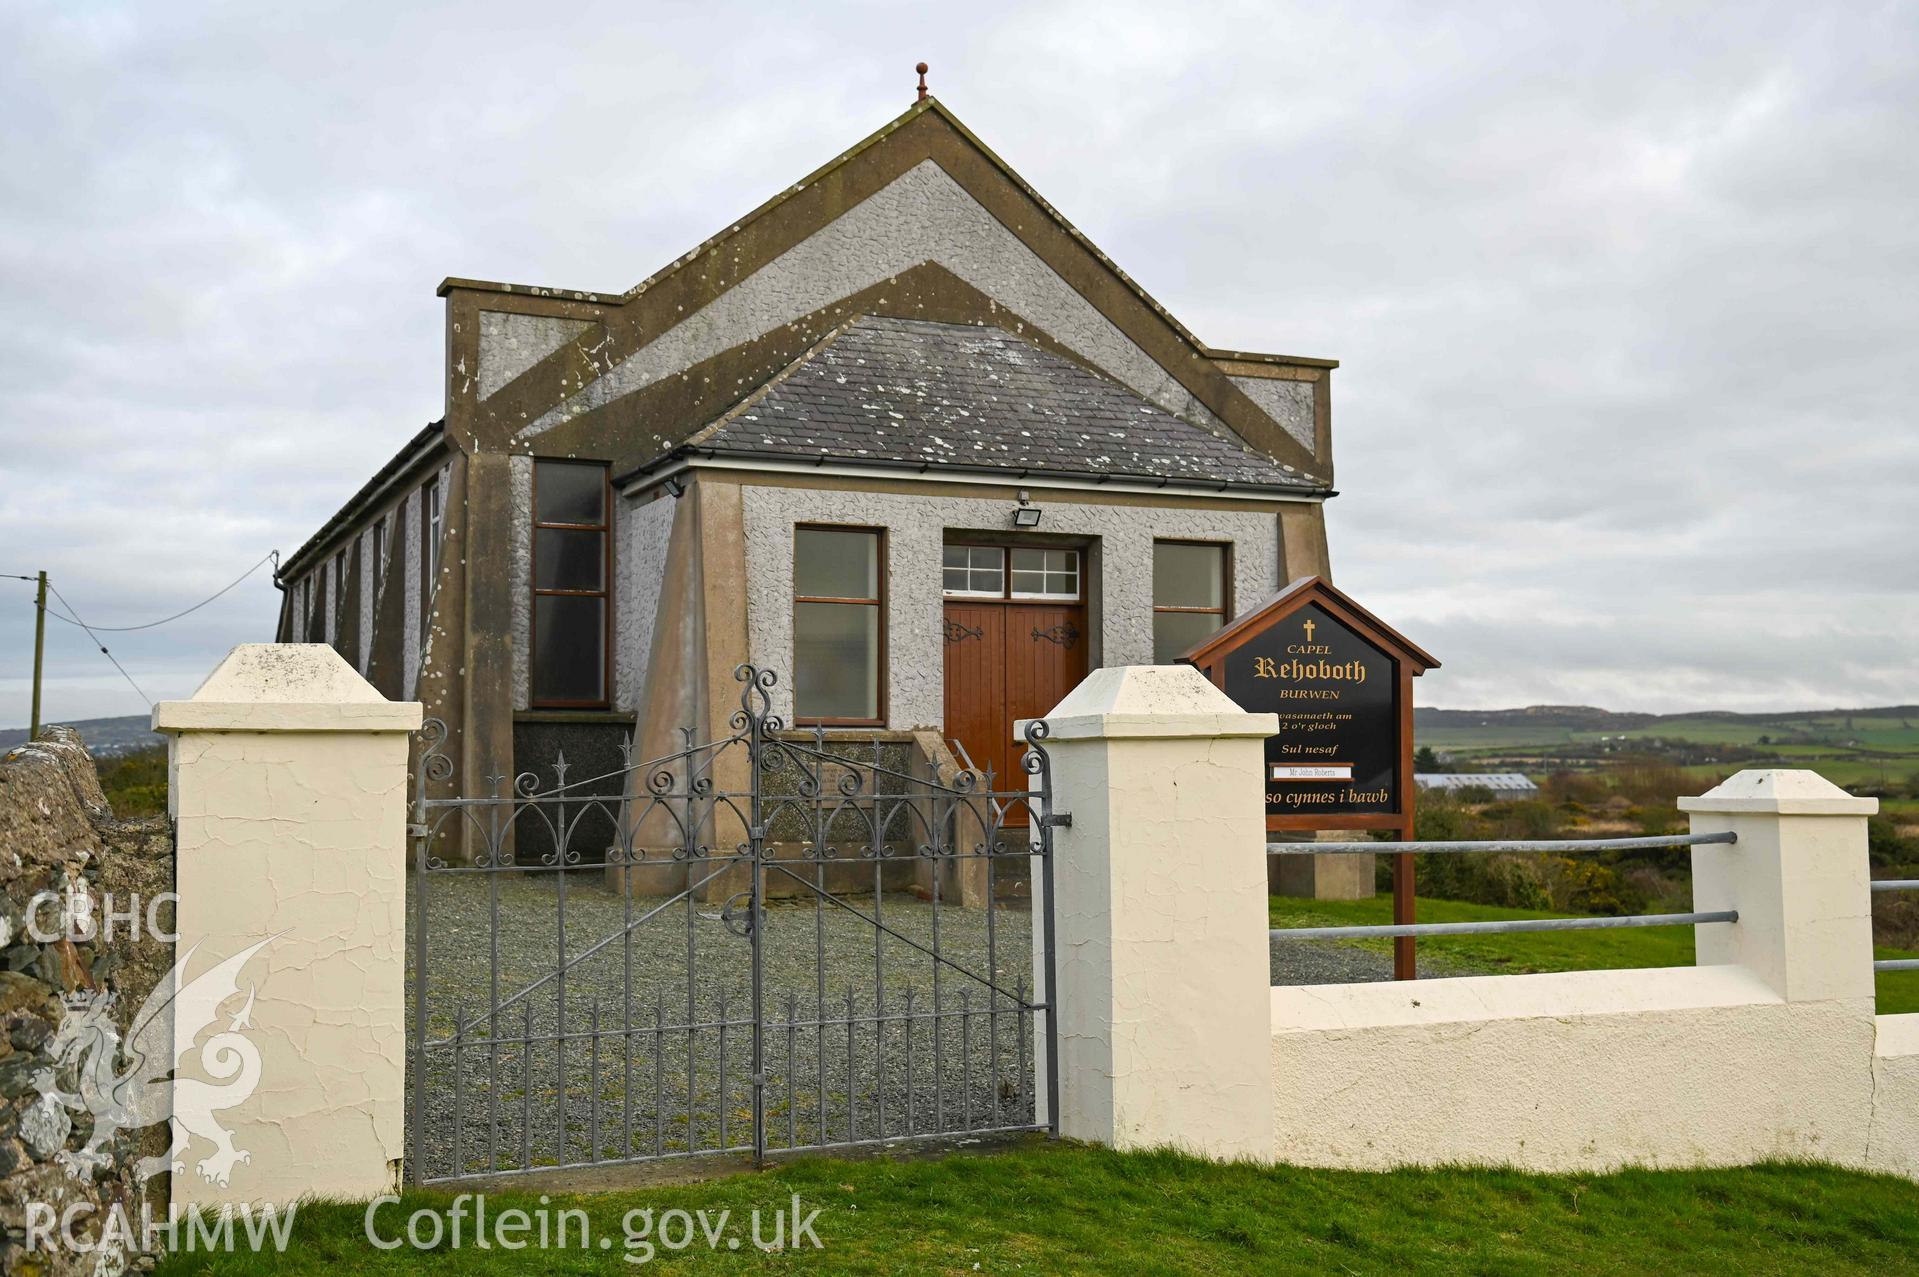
[8,550,280,713]
[41,580,152,709]
[39,549,279,632]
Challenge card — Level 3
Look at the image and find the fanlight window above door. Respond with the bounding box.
[1011,548,1079,600]
[942,545,1005,597]
[942,544,1081,601]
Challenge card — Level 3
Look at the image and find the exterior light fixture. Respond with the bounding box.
[663,475,687,498]
[1012,489,1042,528]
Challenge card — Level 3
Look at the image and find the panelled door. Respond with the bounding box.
[942,544,1088,817]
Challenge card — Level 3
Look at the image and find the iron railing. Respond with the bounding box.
[405,665,1063,1185]
[1268,831,1740,944]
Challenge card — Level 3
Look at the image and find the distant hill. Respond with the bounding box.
[0,714,163,758]
[1415,703,1919,791]
[1416,704,1919,732]
[1417,705,1657,732]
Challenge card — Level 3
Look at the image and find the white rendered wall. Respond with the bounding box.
[156,644,419,1206]
[1870,1014,1919,1178]
[1035,713,1915,1178]
[739,483,1281,729]
[1033,665,1277,1160]
[1270,967,1874,1171]
[1263,770,1900,1176]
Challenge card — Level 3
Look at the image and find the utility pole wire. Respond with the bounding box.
[39,549,280,632]
[9,548,277,720]
[41,580,152,709]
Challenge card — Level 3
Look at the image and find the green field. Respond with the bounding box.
[1422,709,1919,751]
[1270,895,1919,1014]
[1418,706,1919,794]
[151,1142,1919,1276]
[1882,797,1919,824]
[1609,715,1919,751]
[1662,758,1919,791]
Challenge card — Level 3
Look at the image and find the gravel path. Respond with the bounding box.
[408,866,1039,1181]
[407,868,1485,1181]
[1270,937,1488,984]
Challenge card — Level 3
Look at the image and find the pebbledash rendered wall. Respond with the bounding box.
[1037,665,1919,1179]
[737,483,1286,729]
[514,161,1288,454]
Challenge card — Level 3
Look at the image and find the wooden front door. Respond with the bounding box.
[941,545,1089,819]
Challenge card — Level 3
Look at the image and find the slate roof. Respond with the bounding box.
[675,315,1325,491]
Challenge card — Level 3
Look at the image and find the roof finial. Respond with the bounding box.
[915,62,929,102]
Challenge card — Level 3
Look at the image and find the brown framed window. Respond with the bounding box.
[793,526,884,724]
[1153,540,1230,662]
[530,459,611,707]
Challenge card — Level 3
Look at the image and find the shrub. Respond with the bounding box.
[1621,863,1692,914]
[1539,857,1644,916]
[1480,800,1560,840]
[1413,852,1552,912]
[1869,815,1914,867]
[1413,789,1480,841]
[1876,894,1919,951]
[1627,804,1686,837]
[1542,770,1607,808]
[1610,761,1706,808]
[96,747,167,819]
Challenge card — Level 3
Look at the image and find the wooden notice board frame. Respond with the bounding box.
[1181,576,1439,978]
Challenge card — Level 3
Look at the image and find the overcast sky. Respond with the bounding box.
[3,0,1915,724]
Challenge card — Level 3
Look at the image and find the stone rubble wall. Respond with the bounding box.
[0,727,174,1275]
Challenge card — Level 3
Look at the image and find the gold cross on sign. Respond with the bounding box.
[1302,619,1317,641]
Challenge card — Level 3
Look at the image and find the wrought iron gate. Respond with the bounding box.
[405,666,1062,1184]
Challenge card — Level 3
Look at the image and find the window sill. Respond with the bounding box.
[516,708,628,724]
[779,727,917,742]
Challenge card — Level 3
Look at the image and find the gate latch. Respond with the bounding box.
[1041,812,1073,829]
[705,891,765,938]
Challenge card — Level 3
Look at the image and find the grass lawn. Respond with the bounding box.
[151,1142,1919,1275]
[1270,894,1919,1014]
